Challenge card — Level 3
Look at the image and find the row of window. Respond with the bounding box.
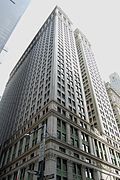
[56,117,120,166]
[16,21,54,126]
[1,157,94,180]
[57,157,94,180]
[76,37,119,142]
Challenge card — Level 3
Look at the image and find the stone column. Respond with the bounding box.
[91,138,97,156]
[4,149,9,165]
[9,146,14,162]
[77,118,80,126]
[0,150,8,167]
[0,152,4,168]
[66,123,71,144]
[16,141,20,158]
[81,165,86,179]
[94,169,101,180]
[67,160,73,180]
[45,151,56,180]
[88,136,94,155]
[24,166,29,180]
[29,133,33,149]
[47,116,57,138]
[37,123,42,143]
[33,162,38,180]
[78,130,83,150]
[22,137,26,154]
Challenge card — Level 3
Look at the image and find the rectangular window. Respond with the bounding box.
[116,152,120,167]
[109,148,117,165]
[12,143,17,160]
[81,132,90,153]
[18,138,23,156]
[20,168,26,180]
[85,168,94,179]
[72,163,82,179]
[70,126,79,148]
[1,151,7,166]
[24,137,30,152]
[57,118,66,142]
[57,157,67,179]
[94,139,99,157]
[7,147,12,163]
[32,127,38,147]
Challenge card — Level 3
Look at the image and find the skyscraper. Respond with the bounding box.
[105,82,120,131]
[0,6,120,180]
[109,72,120,95]
[0,0,30,53]
[74,29,119,142]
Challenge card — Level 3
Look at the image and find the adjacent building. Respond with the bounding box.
[0,6,120,180]
[0,0,30,53]
[109,72,120,95]
[106,82,120,131]
[74,29,119,143]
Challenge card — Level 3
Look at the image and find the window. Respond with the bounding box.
[70,126,79,148]
[57,119,66,142]
[81,132,90,153]
[20,168,26,180]
[32,127,38,146]
[1,151,7,166]
[72,163,82,178]
[85,168,94,179]
[57,157,67,179]
[28,163,35,180]
[57,107,61,113]
[109,148,117,165]
[116,152,120,167]
[102,144,107,161]
[24,137,30,152]
[12,143,17,160]
[13,171,18,180]
[56,175,61,180]
[29,163,35,170]
[7,147,12,163]
[8,175,12,180]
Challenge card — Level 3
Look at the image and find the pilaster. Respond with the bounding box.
[67,160,73,180]
[66,123,71,144]
[45,151,57,180]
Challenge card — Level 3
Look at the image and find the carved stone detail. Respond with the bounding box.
[45,151,57,160]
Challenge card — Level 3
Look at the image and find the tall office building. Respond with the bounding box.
[105,82,120,131]
[74,29,119,143]
[0,0,30,53]
[0,6,120,180]
[109,72,120,95]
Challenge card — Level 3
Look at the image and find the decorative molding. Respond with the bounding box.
[45,152,56,160]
